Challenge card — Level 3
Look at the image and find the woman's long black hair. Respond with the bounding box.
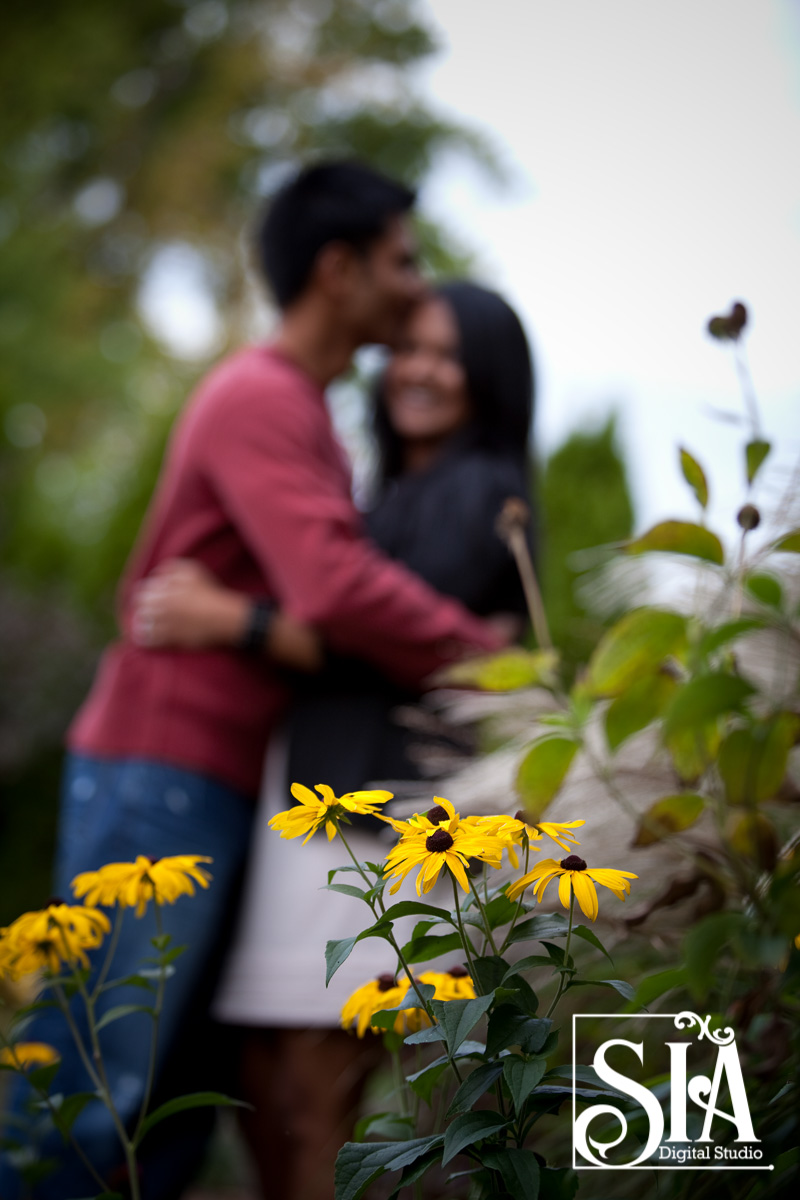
[373,280,535,482]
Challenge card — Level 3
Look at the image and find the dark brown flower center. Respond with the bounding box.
[427,805,449,825]
[514,811,527,823]
[426,829,454,853]
[146,857,160,865]
[43,897,65,909]
[377,973,397,992]
[448,965,469,978]
[560,855,587,871]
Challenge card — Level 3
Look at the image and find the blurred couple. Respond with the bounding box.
[2,161,534,1200]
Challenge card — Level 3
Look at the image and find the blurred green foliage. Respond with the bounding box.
[540,416,635,671]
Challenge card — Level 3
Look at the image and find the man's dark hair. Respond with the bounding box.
[374,281,535,479]
[256,161,416,309]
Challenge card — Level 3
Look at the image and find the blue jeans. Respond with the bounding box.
[0,755,253,1200]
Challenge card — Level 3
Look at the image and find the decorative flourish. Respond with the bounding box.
[673,1011,735,1045]
[72,855,213,918]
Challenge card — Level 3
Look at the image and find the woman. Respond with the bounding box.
[133,281,534,1197]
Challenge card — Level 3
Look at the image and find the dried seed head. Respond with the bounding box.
[495,496,530,544]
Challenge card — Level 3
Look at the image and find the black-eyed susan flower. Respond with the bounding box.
[467,814,543,869]
[71,855,212,918]
[340,974,412,1037]
[269,783,393,844]
[0,903,110,979]
[0,1042,60,1071]
[383,800,506,896]
[513,813,586,852]
[417,966,476,1002]
[506,854,638,922]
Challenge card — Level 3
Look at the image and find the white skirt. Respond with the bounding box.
[213,732,432,1028]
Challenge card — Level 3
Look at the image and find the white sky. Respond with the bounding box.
[417,0,800,541]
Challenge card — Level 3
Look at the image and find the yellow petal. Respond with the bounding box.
[571,872,599,921]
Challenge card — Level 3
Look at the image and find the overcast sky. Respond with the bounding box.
[417,0,800,542]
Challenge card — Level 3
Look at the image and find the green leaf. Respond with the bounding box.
[26,1061,61,1091]
[572,925,614,964]
[334,1135,444,1200]
[470,955,511,996]
[430,992,495,1054]
[604,672,677,751]
[379,900,454,925]
[698,617,764,658]
[663,672,755,737]
[626,520,724,565]
[323,883,368,901]
[353,1112,414,1142]
[633,793,705,846]
[745,572,782,609]
[400,931,465,965]
[54,1092,99,1136]
[386,1148,446,1198]
[546,1065,631,1100]
[486,1007,551,1057]
[478,893,519,930]
[586,608,688,697]
[631,966,687,1008]
[745,439,771,484]
[666,722,720,782]
[98,974,155,993]
[139,1091,249,1139]
[568,978,635,1000]
[503,1055,547,1112]
[446,1062,505,1116]
[403,1025,445,1046]
[679,447,709,508]
[442,648,559,691]
[539,1165,579,1200]
[481,1146,540,1196]
[515,737,578,818]
[94,1004,154,1033]
[506,913,570,944]
[405,1060,449,1106]
[684,912,746,1002]
[719,715,800,805]
[325,921,392,985]
[442,1111,509,1165]
[772,529,800,552]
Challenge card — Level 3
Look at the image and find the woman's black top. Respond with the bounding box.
[285,441,530,798]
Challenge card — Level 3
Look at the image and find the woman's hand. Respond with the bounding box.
[131,559,323,671]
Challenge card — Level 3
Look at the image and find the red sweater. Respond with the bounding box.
[69,346,500,797]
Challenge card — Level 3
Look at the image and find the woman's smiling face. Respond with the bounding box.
[383,296,472,447]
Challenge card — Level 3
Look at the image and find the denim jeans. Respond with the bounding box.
[0,755,253,1200]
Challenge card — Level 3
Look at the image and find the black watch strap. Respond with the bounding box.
[239,598,276,654]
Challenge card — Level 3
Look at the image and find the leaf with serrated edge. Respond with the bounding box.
[503,1056,547,1112]
[430,992,494,1054]
[442,1111,509,1165]
[446,1062,505,1116]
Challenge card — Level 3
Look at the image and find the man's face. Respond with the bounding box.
[347,216,427,349]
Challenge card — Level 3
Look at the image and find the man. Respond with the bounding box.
[1,162,503,1199]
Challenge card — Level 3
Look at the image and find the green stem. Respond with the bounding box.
[451,876,477,982]
[467,875,500,956]
[545,889,575,1020]
[131,903,166,1148]
[391,1048,409,1118]
[499,838,530,955]
[91,906,124,1001]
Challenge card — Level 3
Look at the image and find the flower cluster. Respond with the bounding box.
[0,902,110,980]
[341,967,476,1037]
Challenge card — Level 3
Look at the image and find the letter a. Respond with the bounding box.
[693,1044,759,1143]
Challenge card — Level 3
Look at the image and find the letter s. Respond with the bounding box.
[574,1039,664,1168]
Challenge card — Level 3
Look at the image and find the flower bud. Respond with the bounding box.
[737,504,761,531]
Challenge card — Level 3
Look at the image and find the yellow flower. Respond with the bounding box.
[71,855,212,918]
[269,783,393,844]
[467,814,543,869]
[506,854,638,922]
[418,966,476,1002]
[0,1042,60,1071]
[0,903,110,979]
[340,974,412,1037]
[383,799,506,896]
[517,816,585,852]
